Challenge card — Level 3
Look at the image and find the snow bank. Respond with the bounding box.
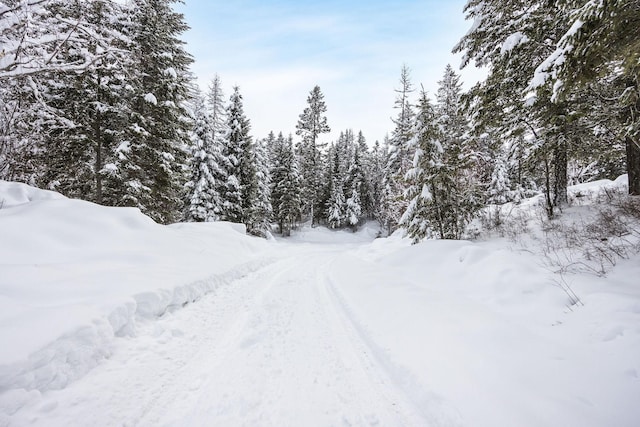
[332,235,640,426]
[329,176,640,426]
[0,181,271,395]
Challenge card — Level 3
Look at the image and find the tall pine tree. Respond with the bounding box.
[295,85,330,225]
[115,0,194,223]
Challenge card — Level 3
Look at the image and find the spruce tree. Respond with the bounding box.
[115,0,193,223]
[270,133,301,236]
[532,0,640,195]
[454,0,599,215]
[220,86,249,224]
[295,85,330,225]
[487,151,513,205]
[326,146,346,229]
[382,66,415,233]
[436,65,480,238]
[401,89,444,242]
[186,92,225,222]
[369,139,386,223]
[249,138,273,236]
[40,0,131,204]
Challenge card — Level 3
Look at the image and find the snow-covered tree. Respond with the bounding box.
[345,188,362,229]
[381,65,415,233]
[186,92,225,222]
[453,0,591,215]
[368,139,386,223]
[114,0,194,223]
[38,0,132,204]
[295,85,330,224]
[487,151,513,205]
[269,133,301,236]
[248,138,272,236]
[531,0,640,195]
[353,131,374,219]
[220,86,249,223]
[0,0,132,203]
[401,89,443,242]
[435,65,480,238]
[344,141,367,227]
[325,146,345,229]
[206,74,227,145]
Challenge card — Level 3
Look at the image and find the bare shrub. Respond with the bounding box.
[539,194,640,276]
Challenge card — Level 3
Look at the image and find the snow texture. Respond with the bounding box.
[1,179,639,426]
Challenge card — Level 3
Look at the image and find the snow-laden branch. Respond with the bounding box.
[0,0,123,79]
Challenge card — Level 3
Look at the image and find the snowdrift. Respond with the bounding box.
[0,181,271,394]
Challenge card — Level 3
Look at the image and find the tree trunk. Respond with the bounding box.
[94,114,103,205]
[553,139,568,207]
[543,155,554,219]
[626,136,640,195]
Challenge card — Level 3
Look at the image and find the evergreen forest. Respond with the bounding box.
[1,0,638,242]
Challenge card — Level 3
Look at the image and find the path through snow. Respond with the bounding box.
[6,243,456,427]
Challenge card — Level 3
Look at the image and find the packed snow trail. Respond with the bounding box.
[5,243,455,427]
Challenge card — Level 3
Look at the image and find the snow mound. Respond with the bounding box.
[0,180,64,208]
[0,182,271,396]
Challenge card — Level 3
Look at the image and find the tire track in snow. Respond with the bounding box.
[321,257,464,426]
[162,248,434,426]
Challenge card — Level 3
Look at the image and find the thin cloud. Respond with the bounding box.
[177,0,485,143]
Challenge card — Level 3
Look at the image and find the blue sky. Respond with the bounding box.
[175,0,484,144]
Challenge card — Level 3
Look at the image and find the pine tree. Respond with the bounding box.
[436,65,480,238]
[249,138,273,236]
[295,85,330,225]
[205,74,229,203]
[532,0,640,195]
[326,146,345,229]
[345,188,362,229]
[206,74,228,150]
[487,151,513,205]
[401,89,444,242]
[344,141,367,228]
[269,133,301,236]
[0,0,132,203]
[186,92,225,222]
[220,86,248,223]
[355,131,374,218]
[36,0,132,204]
[369,139,386,223]
[454,0,596,216]
[115,0,194,223]
[382,65,415,233]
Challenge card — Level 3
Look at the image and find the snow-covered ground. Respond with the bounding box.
[1,179,639,426]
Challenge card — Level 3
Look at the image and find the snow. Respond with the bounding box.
[1,179,640,426]
[500,32,530,55]
[0,181,270,393]
[143,93,157,105]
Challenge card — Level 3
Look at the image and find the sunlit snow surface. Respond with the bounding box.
[1,179,639,426]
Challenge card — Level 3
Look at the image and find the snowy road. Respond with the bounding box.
[7,243,448,427]
[3,229,640,426]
